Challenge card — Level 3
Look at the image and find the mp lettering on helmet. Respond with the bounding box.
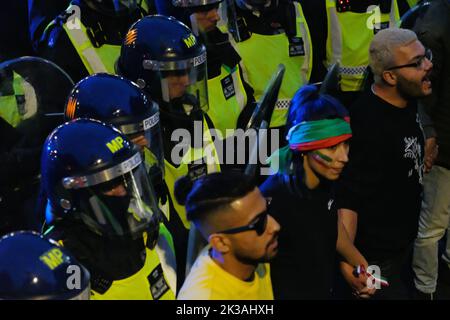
[106,136,125,153]
[183,34,197,48]
[39,248,65,270]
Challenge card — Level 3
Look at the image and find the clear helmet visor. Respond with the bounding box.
[74,154,160,238]
[159,63,208,116]
[142,122,165,180]
[0,57,73,188]
[181,1,223,35]
[141,49,208,116]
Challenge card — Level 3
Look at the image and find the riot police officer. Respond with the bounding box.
[117,15,221,282]
[41,119,176,299]
[62,73,181,292]
[37,0,156,82]
[0,56,74,235]
[64,73,166,204]
[157,0,256,138]
[323,0,400,107]
[0,230,90,300]
[226,0,313,129]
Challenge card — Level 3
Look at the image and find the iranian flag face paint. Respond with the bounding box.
[311,150,333,167]
[306,141,350,181]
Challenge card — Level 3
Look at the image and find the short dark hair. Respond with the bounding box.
[174,172,256,223]
[286,85,349,133]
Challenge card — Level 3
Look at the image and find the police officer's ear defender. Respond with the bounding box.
[52,181,76,216]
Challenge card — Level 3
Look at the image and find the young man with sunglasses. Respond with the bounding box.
[175,172,280,300]
[337,28,433,299]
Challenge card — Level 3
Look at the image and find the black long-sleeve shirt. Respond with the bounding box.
[336,90,424,261]
[260,174,338,299]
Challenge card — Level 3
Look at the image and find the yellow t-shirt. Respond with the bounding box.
[177,247,273,300]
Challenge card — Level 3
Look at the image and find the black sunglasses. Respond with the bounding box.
[216,198,271,236]
[386,48,432,71]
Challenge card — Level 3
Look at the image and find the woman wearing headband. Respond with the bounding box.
[260,85,373,299]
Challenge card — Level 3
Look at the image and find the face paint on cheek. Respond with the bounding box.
[311,150,333,168]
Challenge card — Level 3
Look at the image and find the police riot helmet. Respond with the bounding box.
[40,119,161,239]
[64,73,164,183]
[117,15,208,116]
[0,231,90,300]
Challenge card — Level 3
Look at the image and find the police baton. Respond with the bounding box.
[318,62,340,96]
[244,64,285,177]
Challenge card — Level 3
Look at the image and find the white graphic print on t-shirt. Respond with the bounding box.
[403,136,424,184]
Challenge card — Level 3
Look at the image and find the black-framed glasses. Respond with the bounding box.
[216,198,271,236]
[386,48,432,71]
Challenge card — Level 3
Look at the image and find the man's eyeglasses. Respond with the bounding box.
[216,198,271,236]
[386,48,432,71]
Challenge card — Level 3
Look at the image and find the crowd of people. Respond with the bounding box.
[0,0,449,300]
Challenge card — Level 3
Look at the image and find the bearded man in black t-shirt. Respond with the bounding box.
[336,28,433,300]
